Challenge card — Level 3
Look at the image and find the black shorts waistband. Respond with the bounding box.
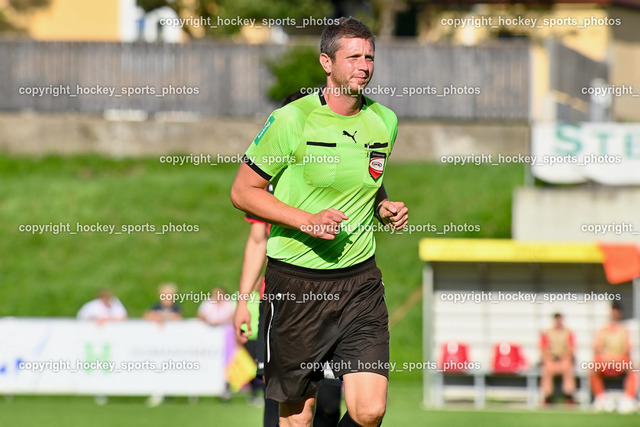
[266,256,376,280]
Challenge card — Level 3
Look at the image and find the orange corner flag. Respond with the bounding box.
[597,243,640,285]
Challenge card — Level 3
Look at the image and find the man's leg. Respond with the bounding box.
[540,363,553,400]
[264,398,280,427]
[561,359,576,396]
[314,379,342,427]
[590,371,605,398]
[280,395,316,427]
[340,372,387,427]
[624,370,638,399]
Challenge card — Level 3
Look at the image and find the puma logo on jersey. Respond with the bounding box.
[342,130,358,144]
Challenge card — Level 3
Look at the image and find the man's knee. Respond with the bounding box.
[280,398,315,427]
[351,401,386,427]
[343,372,388,426]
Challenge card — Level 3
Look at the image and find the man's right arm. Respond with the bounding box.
[230,163,347,240]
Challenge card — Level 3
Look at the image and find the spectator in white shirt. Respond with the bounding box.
[77,288,127,323]
[198,288,234,326]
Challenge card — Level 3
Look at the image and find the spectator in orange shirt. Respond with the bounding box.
[591,302,637,413]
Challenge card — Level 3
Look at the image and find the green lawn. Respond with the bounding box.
[0,155,523,382]
[2,382,638,427]
[3,155,635,425]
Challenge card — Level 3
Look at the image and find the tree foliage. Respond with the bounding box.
[137,0,332,37]
[266,46,327,102]
[8,0,50,12]
[0,0,51,33]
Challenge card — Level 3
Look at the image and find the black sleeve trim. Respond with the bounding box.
[243,155,272,181]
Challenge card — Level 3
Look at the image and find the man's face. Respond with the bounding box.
[160,291,175,307]
[611,308,622,322]
[326,37,374,95]
[211,289,223,302]
[554,316,563,328]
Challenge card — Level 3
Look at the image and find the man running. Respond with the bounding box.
[231,17,408,427]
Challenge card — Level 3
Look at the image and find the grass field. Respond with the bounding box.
[2,382,639,427]
[0,155,523,382]
[2,155,639,424]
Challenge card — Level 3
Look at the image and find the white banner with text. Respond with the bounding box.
[0,318,227,395]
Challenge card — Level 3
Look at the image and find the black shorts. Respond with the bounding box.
[263,256,389,403]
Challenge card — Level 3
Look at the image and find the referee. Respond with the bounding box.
[231,17,408,427]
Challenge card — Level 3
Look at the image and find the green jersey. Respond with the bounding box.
[244,92,398,269]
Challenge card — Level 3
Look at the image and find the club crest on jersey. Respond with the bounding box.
[369,151,386,181]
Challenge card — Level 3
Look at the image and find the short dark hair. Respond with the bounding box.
[612,301,623,312]
[553,312,562,319]
[320,17,375,60]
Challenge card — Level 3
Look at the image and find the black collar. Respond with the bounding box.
[318,89,326,105]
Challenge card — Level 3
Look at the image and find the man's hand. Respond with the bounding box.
[378,200,409,230]
[234,301,252,344]
[302,208,348,240]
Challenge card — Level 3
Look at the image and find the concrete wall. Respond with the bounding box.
[513,186,640,242]
[4,112,640,244]
[0,113,530,161]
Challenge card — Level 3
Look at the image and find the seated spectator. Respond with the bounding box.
[198,288,234,326]
[591,302,638,413]
[143,283,182,407]
[539,313,575,404]
[77,288,127,323]
[144,282,182,323]
[198,288,235,401]
[77,288,126,405]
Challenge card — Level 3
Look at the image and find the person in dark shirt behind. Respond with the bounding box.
[145,282,182,324]
[144,282,183,407]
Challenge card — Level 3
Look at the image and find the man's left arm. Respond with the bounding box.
[375,184,408,230]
